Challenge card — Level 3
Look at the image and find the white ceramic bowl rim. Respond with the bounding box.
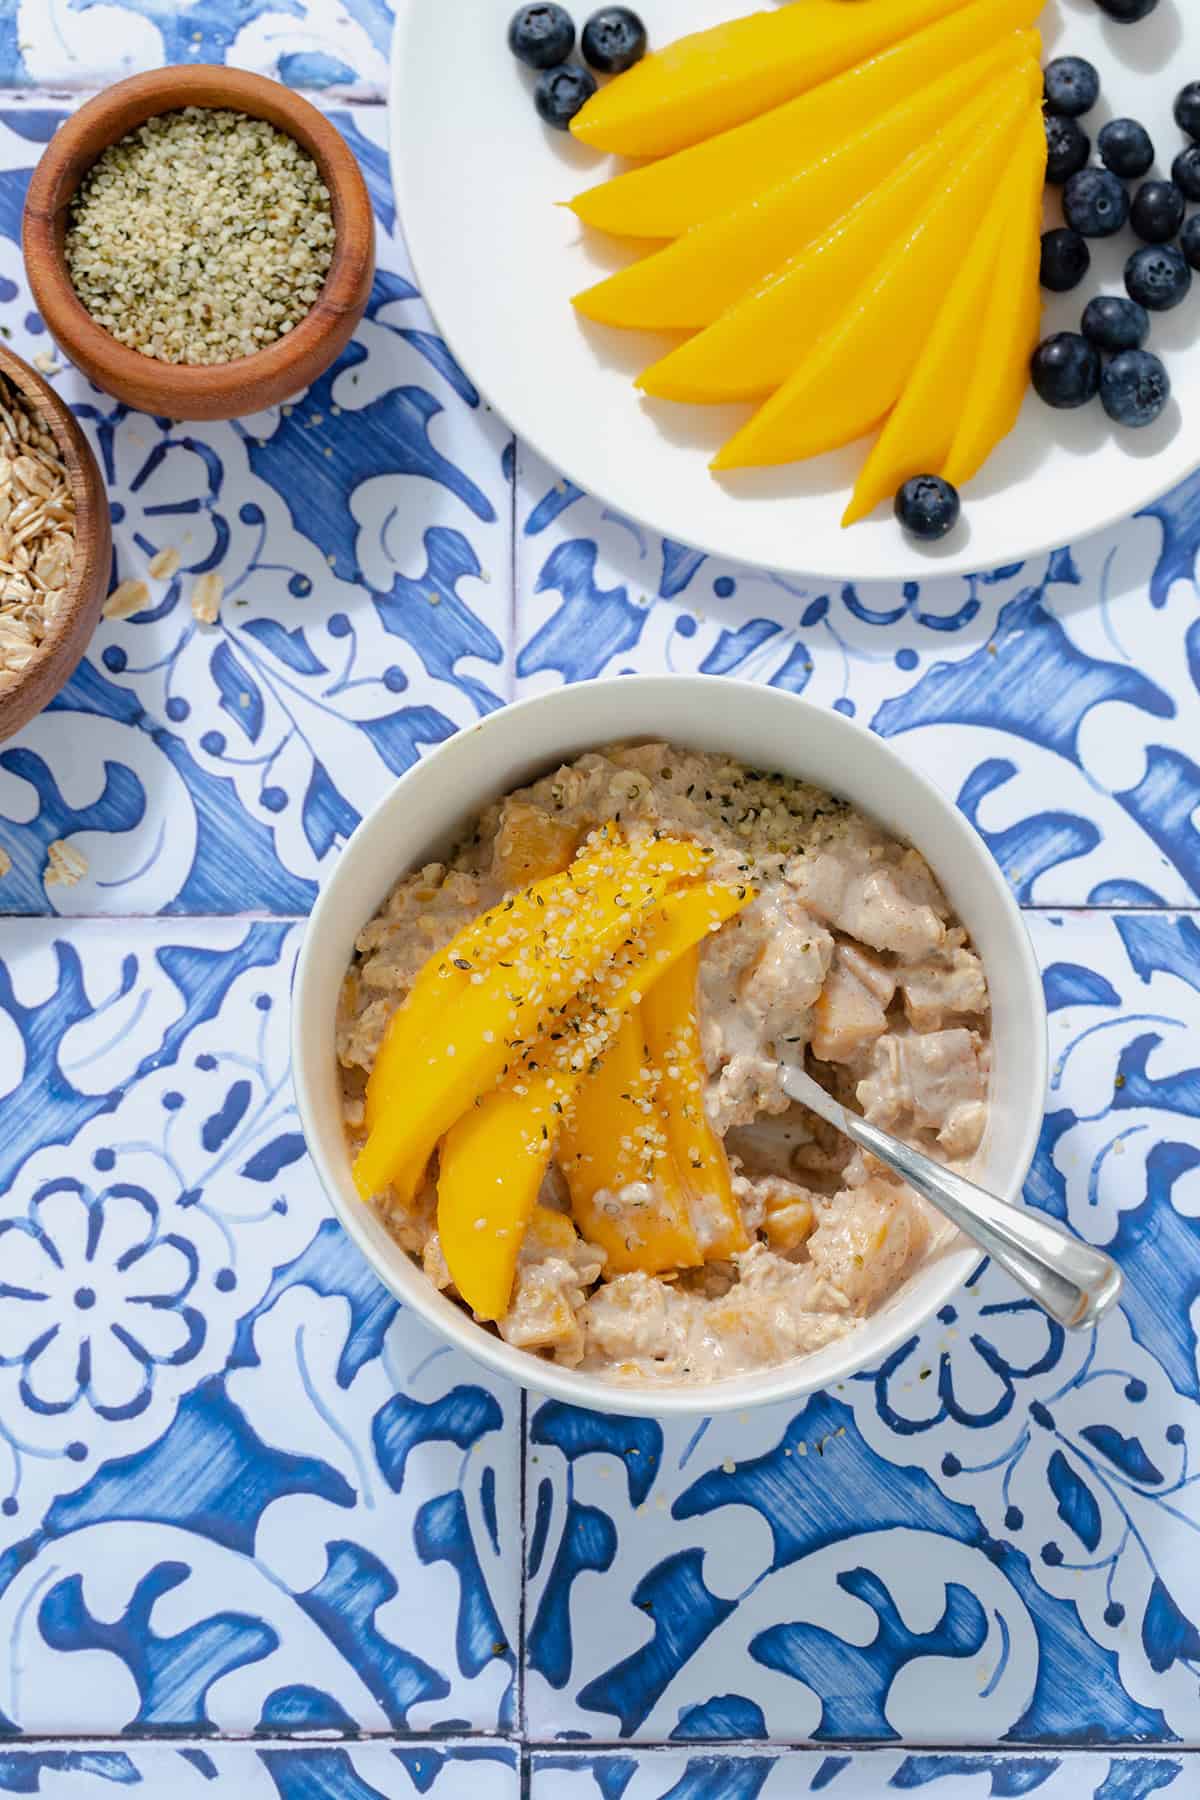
[292,676,1048,1418]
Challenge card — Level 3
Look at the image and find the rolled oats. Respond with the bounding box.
[0,374,76,677]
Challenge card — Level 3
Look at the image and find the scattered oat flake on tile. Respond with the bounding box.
[33,352,61,376]
[191,572,223,624]
[103,578,150,620]
[44,838,87,887]
[148,546,181,581]
[0,845,9,878]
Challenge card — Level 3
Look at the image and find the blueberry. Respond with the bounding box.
[1130,179,1185,243]
[1045,115,1091,185]
[1032,332,1101,408]
[1100,349,1170,427]
[1081,294,1150,353]
[534,62,597,128]
[1098,117,1154,179]
[1093,0,1158,17]
[508,3,575,69]
[1176,82,1200,142]
[1063,167,1130,237]
[1043,56,1099,118]
[895,476,960,542]
[1126,242,1192,311]
[581,6,647,73]
[1041,227,1090,292]
[1182,214,1200,271]
[1172,145,1200,202]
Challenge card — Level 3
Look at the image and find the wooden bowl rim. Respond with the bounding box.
[22,65,374,405]
[0,341,110,718]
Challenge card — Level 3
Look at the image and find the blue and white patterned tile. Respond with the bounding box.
[0,917,520,1735]
[0,2,393,96]
[522,910,1200,1747]
[0,106,513,918]
[514,443,1200,909]
[0,1742,518,1796]
[531,1749,1195,1797]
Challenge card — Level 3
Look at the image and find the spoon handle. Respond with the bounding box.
[780,1070,1122,1331]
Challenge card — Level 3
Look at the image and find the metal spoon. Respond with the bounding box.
[780,1064,1123,1331]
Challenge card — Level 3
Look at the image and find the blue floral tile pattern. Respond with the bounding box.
[0,919,520,1737]
[523,913,1200,1746]
[0,1742,518,1795]
[0,2,394,96]
[514,444,1200,910]
[531,1749,1195,1796]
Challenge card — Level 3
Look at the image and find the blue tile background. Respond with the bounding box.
[1,6,1200,1792]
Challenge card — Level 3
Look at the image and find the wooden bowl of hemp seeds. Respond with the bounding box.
[0,342,111,744]
[22,66,375,422]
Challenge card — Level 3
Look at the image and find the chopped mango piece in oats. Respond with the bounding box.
[353,835,710,1205]
[641,946,749,1260]
[493,803,580,887]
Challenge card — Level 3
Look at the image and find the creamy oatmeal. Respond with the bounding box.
[337,744,991,1386]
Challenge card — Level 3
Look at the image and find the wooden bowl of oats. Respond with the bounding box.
[22,66,375,423]
[0,343,110,745]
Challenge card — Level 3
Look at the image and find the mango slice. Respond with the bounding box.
[561,1008,704,1275]
[842,134,1017,525]
[943,105,1047,487]
[712,66,1038,470]
[569,0,1043,239]
[636,53,1033,404]
[569,0,979,158]
[437,1070,564,1320]
[573,34,1032,333]
[364,824,617,1132]
[353,835,708,1205]
[641,945,749,1260]
[435,879,753,1313]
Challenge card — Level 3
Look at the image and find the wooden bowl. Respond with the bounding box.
[0,342,111,743]
[23,66,376,422]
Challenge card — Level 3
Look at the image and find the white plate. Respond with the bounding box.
[390,0,1198,581]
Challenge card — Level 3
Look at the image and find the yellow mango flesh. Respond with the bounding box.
[842,137,1017,525]
[569,0,978,158]
[363,824,617,1132]
[561,1009,704,1276]
[574,34,1032,334]
[640,946,748,1259]
[712,66,1038,470]
[437,1070,563,1320]
[944,106,1047,487]
[353,835,708,1205]
[435,880,752,1313]
[636,51,1033,405]
[569,0,1043,239]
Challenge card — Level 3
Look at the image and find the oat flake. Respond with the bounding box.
[190,571,223,625]
[44,838,87,887]
[103,579,150,620]
[148,545,180,581]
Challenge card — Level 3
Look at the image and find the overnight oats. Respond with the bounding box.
[337,744,991,1386]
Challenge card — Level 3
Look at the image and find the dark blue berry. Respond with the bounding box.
[895,476,960,542]
[1081,294,1149,353]
[1130,179,1185,243]
[581,7,647,73]
[1126,242,1192,311]
[1032,332,1101,408]
[1041,228,1090,291]
[1093,0,1158,17]
[1182,214,1200,271]
[1173,146,1200,202]
[508,4,575,69]
[1063,167,1130,237]
[534,62,597,129]
[1045,114,1090,185]
[1101,350,1170,427]
[1043,56,1099,118]
[1176,82,1200,142]
[1098,117,1154,179]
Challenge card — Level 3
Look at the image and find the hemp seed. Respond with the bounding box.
[65,107,337,366]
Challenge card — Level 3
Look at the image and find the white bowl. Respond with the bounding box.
[292,677,1048,1417]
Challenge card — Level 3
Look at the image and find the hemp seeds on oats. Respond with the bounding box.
[65,107,337,367]
[0,375,76,680]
